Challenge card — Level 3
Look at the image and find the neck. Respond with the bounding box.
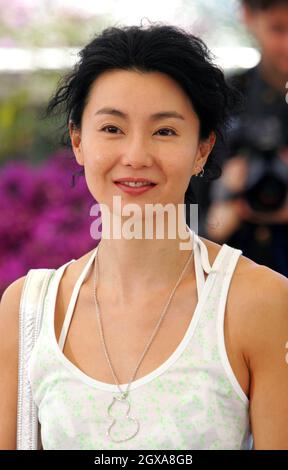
[96,214,195,304]
[258,58,288,95]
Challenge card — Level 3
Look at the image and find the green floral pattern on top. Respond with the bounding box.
[28,244,253,450]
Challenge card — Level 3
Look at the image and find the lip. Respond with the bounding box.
[113,177,156,184]
[114,181,157,195]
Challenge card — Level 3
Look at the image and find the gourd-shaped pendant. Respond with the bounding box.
[107,392,140,442]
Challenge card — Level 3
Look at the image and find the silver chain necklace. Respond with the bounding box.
[92,239,194,443]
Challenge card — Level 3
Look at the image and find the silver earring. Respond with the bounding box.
[195,167,204,178]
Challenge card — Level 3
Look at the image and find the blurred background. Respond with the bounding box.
[1,0,287,295]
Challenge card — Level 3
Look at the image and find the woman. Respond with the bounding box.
[0,23,287,450]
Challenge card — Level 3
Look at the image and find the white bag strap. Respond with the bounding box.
[17,268,55,450]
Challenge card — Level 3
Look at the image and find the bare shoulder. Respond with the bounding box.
[200,235,288,360]
[0,275,27,450]
[234,260,288,368]
[0,274,28,365]
[201,237,288,373]
[0,275,29,352]
[0,275,27,326]
[0,274,27,300]
[200,234,288,314]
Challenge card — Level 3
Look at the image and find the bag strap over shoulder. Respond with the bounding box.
[16,268,55,450]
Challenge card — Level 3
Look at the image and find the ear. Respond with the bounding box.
[69,120,84,166]
[192,131,216,176]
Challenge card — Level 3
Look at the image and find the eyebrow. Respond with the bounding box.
[94,107,185,121]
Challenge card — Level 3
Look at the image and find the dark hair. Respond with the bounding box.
[44,21,242,213]
[241,0,288,9]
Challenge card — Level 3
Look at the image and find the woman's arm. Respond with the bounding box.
[241,267,288,449]
[0,276,26,449]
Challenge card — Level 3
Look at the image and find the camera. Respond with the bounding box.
[226,113,288,213]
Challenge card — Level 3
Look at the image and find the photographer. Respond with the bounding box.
[204,0,288,276]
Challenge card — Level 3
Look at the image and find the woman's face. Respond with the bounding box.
[69,69,215,217]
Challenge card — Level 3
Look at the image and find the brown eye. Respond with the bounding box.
[101,126,122,134]
[155,128,177,136]
[100,126,177,136]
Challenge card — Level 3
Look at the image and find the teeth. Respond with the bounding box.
[119,181,152,187]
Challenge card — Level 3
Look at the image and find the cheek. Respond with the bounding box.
[82,146,115,176]
[81,128,113,165]
[164,152,195,186]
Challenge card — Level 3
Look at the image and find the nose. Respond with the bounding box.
[121,135,153,168]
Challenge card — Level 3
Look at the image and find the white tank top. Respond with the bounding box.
[28,229,253,450]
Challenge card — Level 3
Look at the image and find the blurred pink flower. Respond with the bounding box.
[0,149,100,295]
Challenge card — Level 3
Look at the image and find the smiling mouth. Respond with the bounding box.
[114,181,157,195]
